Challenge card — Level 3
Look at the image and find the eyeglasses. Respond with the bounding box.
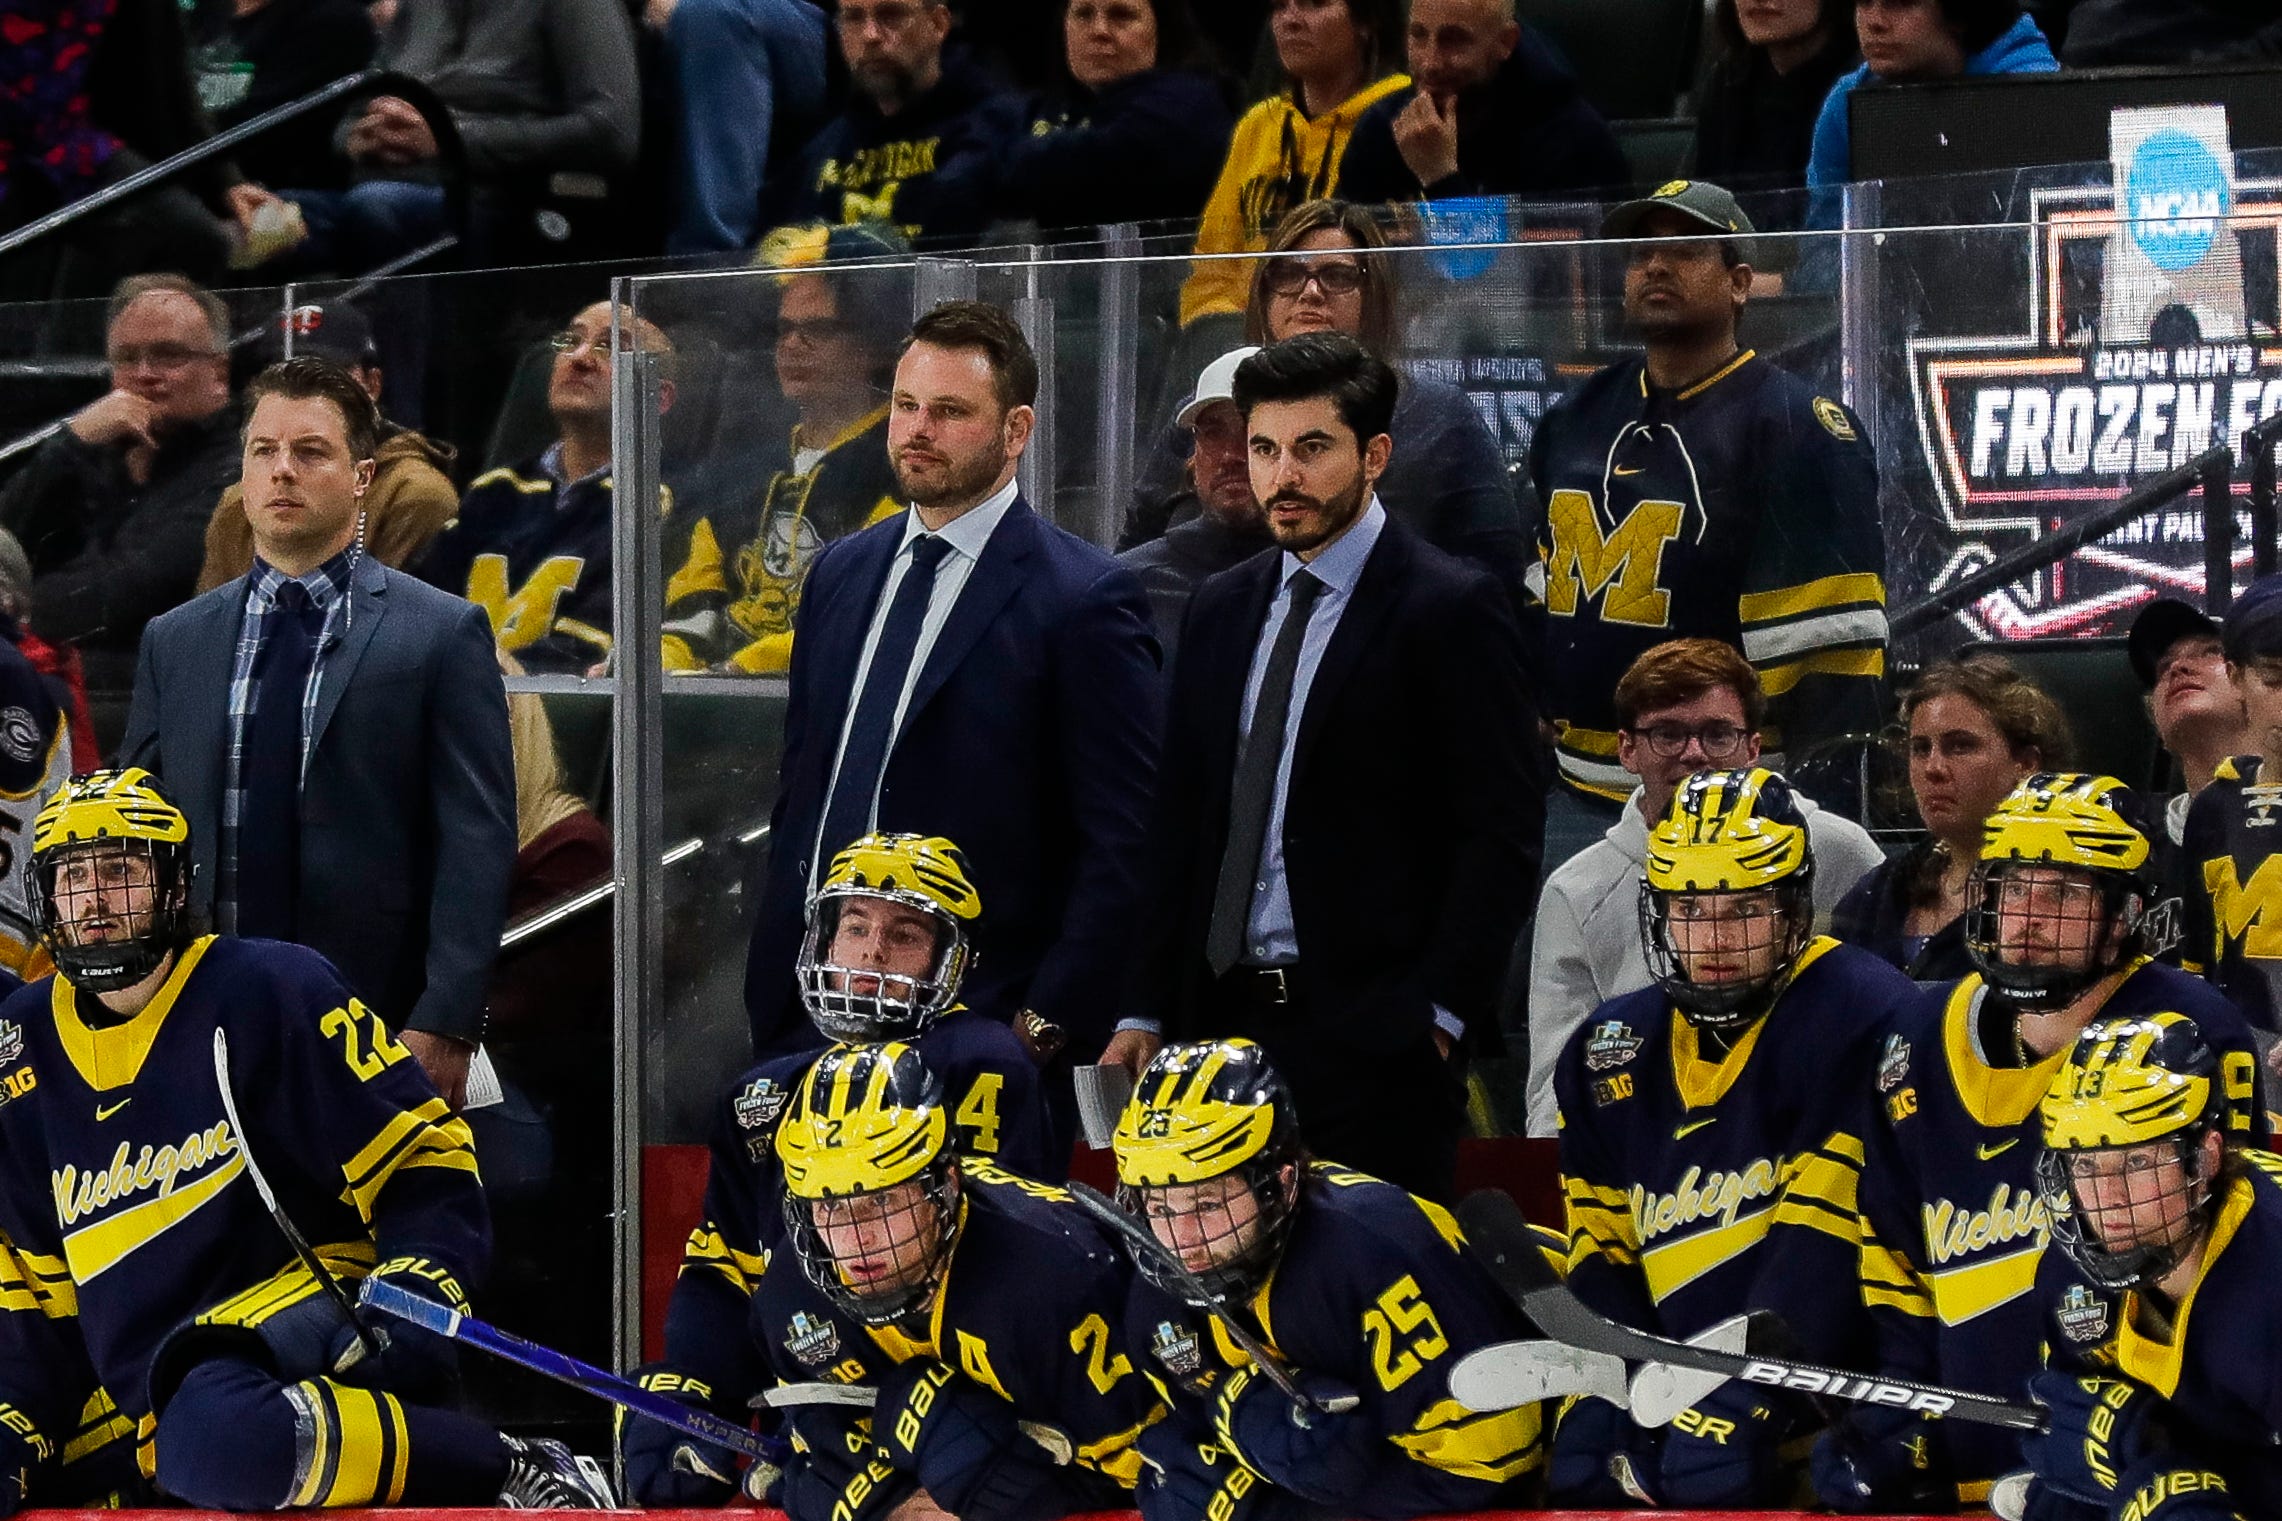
[1629,722,1752,760]
[549,327,639,356]
[1262,258,1367,297]
[107,344,220,370]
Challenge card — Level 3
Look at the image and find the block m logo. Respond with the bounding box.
[1543,490,1684,628]
[2205,854,2282,960]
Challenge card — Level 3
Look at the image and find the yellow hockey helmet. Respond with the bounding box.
[2035,1013,2225,1290]
[1965,774,2162,1012]
[1112,1039,1304,1304]
[798,832,979,1042]
[32,769,194,992]
[775,1043,960,1325]
[1640,768,1816,1027]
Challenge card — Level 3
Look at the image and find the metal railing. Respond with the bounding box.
[1891,445,2243,638]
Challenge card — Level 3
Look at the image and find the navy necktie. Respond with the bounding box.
[1207,569,1325,976]
[237,581,320,939]
[818,535,952,868]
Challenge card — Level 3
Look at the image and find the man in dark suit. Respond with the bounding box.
[744,300,1163,1095]
[1129,333,1543,1200]
[122,357,516,1107]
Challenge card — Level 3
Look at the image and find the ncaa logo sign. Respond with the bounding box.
[2127,129,2231,272]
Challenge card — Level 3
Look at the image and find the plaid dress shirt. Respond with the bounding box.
[218,550,356,930]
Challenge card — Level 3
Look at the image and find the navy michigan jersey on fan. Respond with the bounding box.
[1127,1163,1545,1517]
[2183,754,2282,1031]
[2035,1151,2282,1520]
[1846,960,2268,1503]
[417,450,672,674]
[756,1163,1159,1521]
[0,936,485,1472]
[662,1011,1051,1418]
[1554,938,1911,1351]
[1526,351,1886,799]
[663,412,901,673]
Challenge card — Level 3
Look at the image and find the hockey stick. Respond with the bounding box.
[1063,1182,1360,1419]
[213,1027,387,1365]
[751,1384,879,1409]
[359,1277,778,1460]
[1450,1189,2048,1432]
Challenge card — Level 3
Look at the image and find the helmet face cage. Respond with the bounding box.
[1964,858,2142,1012]
[796,887,968,1043]
[35,836,192,993]
[1116,1156,1300,1307]
[780,1160,963,1326]
[1639,877,1813,1028]
[2035,1129,2217,1290]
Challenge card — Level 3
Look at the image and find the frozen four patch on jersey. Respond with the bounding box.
[1150,1319,1203,1382]
[783,1311,840,1368]
[1877,1033,1912,1093]
[2055,1284,2111,1345]
[1584,1021,1643,1071]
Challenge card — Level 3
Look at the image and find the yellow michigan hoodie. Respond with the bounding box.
[1178,72,1410,327]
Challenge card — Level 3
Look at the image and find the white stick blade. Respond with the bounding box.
[1448,1339,1630,1412]
[1627,1313,1755,1426]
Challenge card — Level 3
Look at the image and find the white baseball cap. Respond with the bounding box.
[1176,346,1262,429]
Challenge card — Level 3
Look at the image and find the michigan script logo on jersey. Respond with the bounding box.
[1541,490,1683,628]
[52,1121,246,1281]
[1631,1158,1781,1246]
[1922,1182,2049,1267]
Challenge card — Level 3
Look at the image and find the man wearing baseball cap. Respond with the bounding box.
[1116,347,1272,664]
[2181,575,2282,1036]
[1527,177,1886,872]
[2129,596,2246,841]
[195,301,458,591]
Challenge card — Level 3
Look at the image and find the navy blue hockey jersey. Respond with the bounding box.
[2182,754,2282,1033]
[1554,937,1912,1356]
[0,937,485,1472]
[1127,1163,1544,1517]
[1526,351,1886,799]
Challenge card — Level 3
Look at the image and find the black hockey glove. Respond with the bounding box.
[2022,1370,2168,1507]
[1210,1364,1374,1504]
[615,1366,743,1507]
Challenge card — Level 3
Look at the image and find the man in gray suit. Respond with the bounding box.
[122,357,515,1106]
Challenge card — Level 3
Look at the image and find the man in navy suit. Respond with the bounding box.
[121,358,515,1108]
[744,301,1163,1104]
[1127,334,1542,1200]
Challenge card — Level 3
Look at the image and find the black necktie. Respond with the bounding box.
[818,534,953,867]
[237,581,320,939]
[1207,569,1325,976]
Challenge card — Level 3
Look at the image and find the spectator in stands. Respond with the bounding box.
[122,356,516,1107]
[1531,179,1884,870]
[252,0,642,271]
[1335,0,1628,207]
[2060,0,2282,65]
[1692,0,1860,195]
[0,275,241,696]
[197,299,456,592]
[1524,638,1884,1135]
[773,0,1022,246]
[646,0,828,256]
[0,532,73,980]
[1805,0,2057,199]
[188,0,379,193]
[2131,597,2248,851]
[0,529,96,775]
[663,224,906,672]
[416,300,676,674]
[1117,345,1271,662]
[1832,653,2070,978]
[1127,333,1540,1199]
[2182,576,2282,1032]
[995,0,1236,233]
[1132,200,1531,603]
[1178,0,1406,328]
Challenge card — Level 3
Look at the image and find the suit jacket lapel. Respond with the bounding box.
[309,557,389,753]
[186,589,246,889]
[811,521,903,733]
[902,499,1036,726]
[1291,522,1409,770]
[1209,554,1285,784]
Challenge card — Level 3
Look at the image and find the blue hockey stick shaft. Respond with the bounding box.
[359,1277,776,1459]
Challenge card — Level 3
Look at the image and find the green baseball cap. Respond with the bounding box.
[1601,179,1757,262]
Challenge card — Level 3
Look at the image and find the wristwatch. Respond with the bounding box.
[1014,1009,1067,1064]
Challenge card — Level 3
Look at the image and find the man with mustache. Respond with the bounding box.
[743,301,1162,1153]
[1528,179,1885,873]
[1126,332,1540,1200]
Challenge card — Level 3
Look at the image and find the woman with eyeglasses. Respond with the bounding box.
[995,0,1236,234]
[1831,653,2073,979]
[1125,199,1528,604]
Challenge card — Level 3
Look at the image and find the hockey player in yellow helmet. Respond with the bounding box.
[755,1043,1161,1521]
[796,831,980,1043]
[1555,767,1918,1509]
[2018,1013,2282,1521]
[1110,1038,1547,1521]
